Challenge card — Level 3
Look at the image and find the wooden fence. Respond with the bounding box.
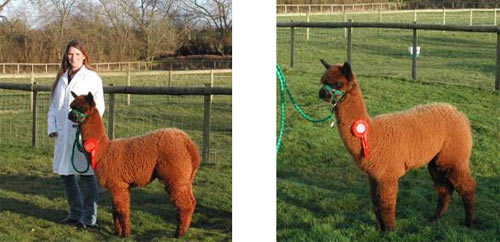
[279,8,499,27]
[0,59,232,74]
[0,82,232,163]
[277,21,500,91]
[277,2,500,14]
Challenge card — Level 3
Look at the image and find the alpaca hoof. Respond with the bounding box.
[465,220,473,228]
[429,214,441,222]
[174,228,186,238]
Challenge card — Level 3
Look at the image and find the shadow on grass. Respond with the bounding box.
[0,174,231,237]
[277,165,500,232]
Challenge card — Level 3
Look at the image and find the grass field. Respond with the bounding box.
[277,13,500,241]
[0,74,232,241]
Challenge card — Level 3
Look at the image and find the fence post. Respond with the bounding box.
[17,64,20,74]
[378,8,382,35]
[127,71,131,106]
[202,83,212,163]
[32,82,38,147]
[306,13,310,40]
[2,63,4,74]
[343,7,347,38]
[108,84,115,140]
[412,22,418,80]
[347,19,353,65]
[470,9,473,26]
[443,7,446,26]
[30,71,34,112]
[495,8,497,26]
[496,32,500,91]
[290,25,295,68]
[210,69,214,86]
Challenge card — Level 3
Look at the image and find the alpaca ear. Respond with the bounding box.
[320,59,331,69]
[85,92,96,107]
[341,62,352,82]
[71,91,78,98]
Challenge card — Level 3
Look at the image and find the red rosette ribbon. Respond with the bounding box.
[351,120,370,158]
[83,138,99,170]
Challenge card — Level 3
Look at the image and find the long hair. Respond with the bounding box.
[51,39,93,97]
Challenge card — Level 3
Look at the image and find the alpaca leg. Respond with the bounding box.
[369,178,383,230]
[167,184,196,238]
[377,180,399,231]
[448,169,475,227]
[110,188,131,237]
[427,159,454,220]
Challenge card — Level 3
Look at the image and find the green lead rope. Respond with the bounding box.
[276,64,332,153]
[71,127,90,173]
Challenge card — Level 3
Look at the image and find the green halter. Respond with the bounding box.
[70,109,89,124]
[322,84,345,105]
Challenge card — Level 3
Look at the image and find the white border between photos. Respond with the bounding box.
[233,1,276,241]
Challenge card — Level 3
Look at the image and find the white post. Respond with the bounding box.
[414,9,417,22]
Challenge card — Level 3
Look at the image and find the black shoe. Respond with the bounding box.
[59,217,79,225]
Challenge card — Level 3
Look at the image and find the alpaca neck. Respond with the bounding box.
[80,110,111,153]
[335,81,370,160]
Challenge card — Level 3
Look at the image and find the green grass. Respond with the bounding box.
[277,13,500,242]
[0,74,232,241]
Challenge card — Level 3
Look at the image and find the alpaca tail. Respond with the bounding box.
[185,136,201,182]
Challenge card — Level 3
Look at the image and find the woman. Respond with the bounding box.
[47,39,105,229]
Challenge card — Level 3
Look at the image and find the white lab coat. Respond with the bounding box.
[47,66,105,175]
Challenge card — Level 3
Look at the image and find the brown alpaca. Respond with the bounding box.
[68,92,200,238]
[318,60,475,231]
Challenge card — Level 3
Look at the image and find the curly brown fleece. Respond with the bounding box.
[318,60,475,231]
[70,92,200,238]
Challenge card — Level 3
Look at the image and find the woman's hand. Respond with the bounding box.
[49,132,58,138]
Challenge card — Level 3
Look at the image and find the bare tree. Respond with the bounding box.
[184,0,231,55]
[114,0,181,62]
[0,0,13,23]
[30,0,77,59]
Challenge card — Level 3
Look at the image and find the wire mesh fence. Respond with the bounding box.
[0,74,232,165]
[277,23,497,90]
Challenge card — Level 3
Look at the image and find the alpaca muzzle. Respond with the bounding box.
[319,84,344,105]
[68,109,89,124]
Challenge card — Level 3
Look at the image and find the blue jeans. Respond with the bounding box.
[61,175,99,225]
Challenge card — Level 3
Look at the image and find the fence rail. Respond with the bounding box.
[0,82,231,163]
[277,2,500,14]
[277,21,500,91]
[0,59,232,74]
[0,69,232,79]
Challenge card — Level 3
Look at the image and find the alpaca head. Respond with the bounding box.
[318,59,354,105]
[68,91,96,124]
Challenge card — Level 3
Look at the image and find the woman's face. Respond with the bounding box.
[67,46,85,70]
